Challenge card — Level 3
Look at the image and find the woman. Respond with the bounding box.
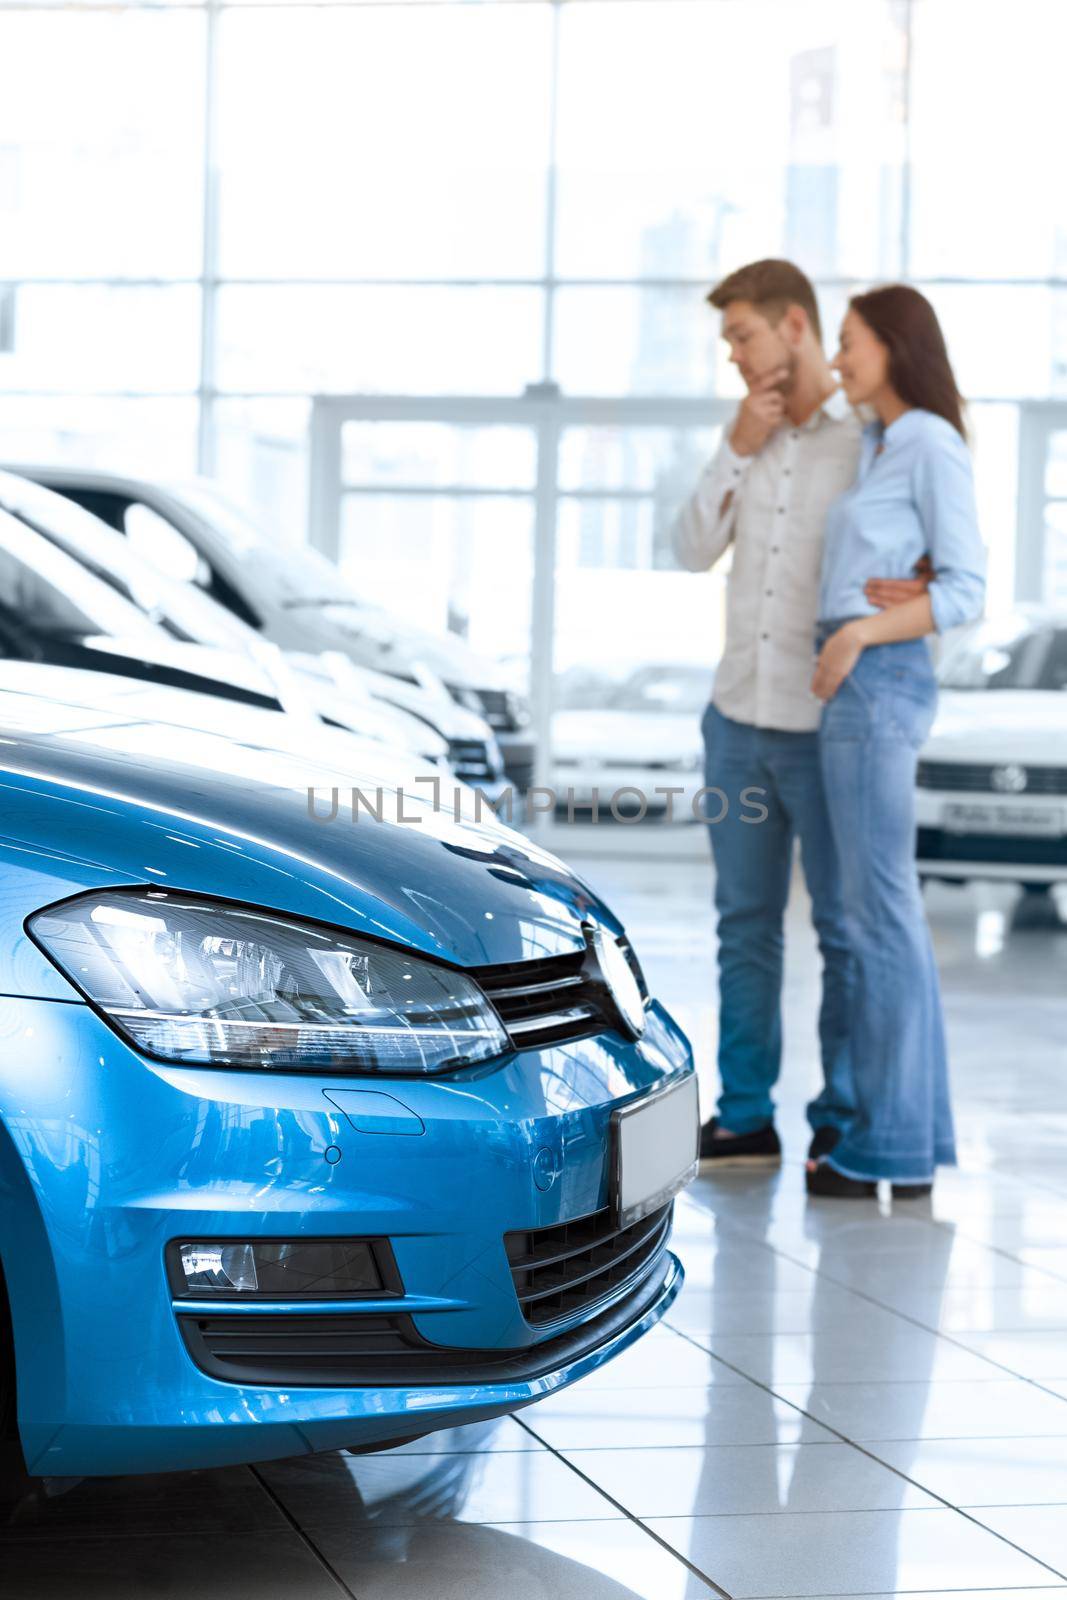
[806,285,986,1199]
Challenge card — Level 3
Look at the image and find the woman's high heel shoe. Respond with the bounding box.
[805,1161,876,1199]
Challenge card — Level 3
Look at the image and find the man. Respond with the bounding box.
[672,258,927,1168]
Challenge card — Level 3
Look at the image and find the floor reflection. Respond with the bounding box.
[0,1421,715,1599]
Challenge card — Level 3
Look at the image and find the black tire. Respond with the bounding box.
[0,1267,34,1512]
[1021,882,1052,896]
[0,1267,16,1444]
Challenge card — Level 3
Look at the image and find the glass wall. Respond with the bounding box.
[0,0,1062,751]
[0,7,205,473]
[338,419,538,670]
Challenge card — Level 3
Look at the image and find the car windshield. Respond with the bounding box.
[938,617,1067,691]
[175,482,387,616]
[605,665,713,714]
[0,475,268,652]
[172,482,267,557]
[0,515,158,644]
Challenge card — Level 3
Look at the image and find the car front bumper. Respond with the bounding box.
[0,993,692,1477]
[916,787,1067,881]
[496,733,536,795]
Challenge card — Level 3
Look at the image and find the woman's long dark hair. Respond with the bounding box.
[849,284,967,439]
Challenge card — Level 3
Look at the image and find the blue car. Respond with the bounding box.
[0,677,696,1482]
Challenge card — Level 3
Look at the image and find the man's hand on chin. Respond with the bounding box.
[865,554,934,610]
[729,365,791,457]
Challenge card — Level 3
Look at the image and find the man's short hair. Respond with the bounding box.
[707,259,822,343]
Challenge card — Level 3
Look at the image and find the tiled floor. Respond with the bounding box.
[4,852,1067,1599]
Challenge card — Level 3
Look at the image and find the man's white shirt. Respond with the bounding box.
[672,388,862,734]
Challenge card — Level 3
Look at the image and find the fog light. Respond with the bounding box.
[180,1243,260,1294]
[170,1239,385,1299]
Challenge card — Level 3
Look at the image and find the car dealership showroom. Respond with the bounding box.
[3,0,1067,1596]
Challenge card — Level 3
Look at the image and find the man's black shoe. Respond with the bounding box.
[807,1125,842,1162]
[699,1118,782,1169]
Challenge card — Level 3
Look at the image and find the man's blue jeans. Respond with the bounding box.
[818,636,956,1183]
[702,702,856,1136]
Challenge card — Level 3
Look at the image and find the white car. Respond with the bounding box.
[8,465,535,793]
[0,469,506,793]
[0,510,485,819]
[917,609,1067,886]
[552,663,712,822]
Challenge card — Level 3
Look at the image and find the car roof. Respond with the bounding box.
[0,461,198,498]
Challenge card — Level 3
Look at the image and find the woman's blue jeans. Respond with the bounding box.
[818,631,957,1184]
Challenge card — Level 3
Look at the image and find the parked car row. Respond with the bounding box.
[0,463,699,1497]
[25,459,1064,889]
[8,465,537,795]
[0,469,517,798]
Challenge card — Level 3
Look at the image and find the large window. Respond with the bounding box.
[0,8,205,475]
[909,0,1067,285]
[0,11,205,282]
[554,1,907,284]
[0,0,1063,704]
[215,6,553,282]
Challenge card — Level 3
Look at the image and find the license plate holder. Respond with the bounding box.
[942,803,1065,838]
[612,1074,699,1228]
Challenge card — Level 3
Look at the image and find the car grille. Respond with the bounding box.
[475,940,647,1051]
[181,1313,411,1384]
[177,1250,676,1387]
[506,1202,673,1327]
[474,687,519,732]
[447,738,495,783]
[917,760,1067,795]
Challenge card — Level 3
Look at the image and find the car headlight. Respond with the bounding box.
[449,685,486,717]
[28,890,510,1074]
[507,692,531,729]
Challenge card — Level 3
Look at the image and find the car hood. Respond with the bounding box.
[552,710,702,762]
[81,631,288,699]
[285,664,448,759]
[0,660,448,786]
[87,636,450,760]
[283,603,510,693]
[0,690,613,997]
[925,690,1067,763]
[287,650,496,748]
